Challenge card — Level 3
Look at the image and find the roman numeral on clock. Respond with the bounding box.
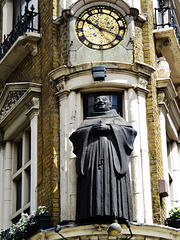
[79,34,86,42]
[88,42,93,48]
[76,27,83,33]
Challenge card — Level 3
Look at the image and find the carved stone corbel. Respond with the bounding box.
[140,78,148,89]
[25,41,38,56]
[158,92,165,104]
[26,97,40,117]
[56,81,65,92]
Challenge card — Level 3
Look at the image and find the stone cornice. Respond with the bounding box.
[49,62,155,98]
[49,62,155,81]
[29,223,180,240]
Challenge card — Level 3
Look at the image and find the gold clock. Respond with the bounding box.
[75,6,127,50]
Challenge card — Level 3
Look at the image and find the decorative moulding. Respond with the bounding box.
[49,62,155,98]
[62,0,139,18]
[29,223,180,240]
[0,82,42,129]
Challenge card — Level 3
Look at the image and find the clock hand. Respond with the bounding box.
[86,19,102,30]
[86,19,123,40]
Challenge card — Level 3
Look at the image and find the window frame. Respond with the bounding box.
[83,92,123,119]
[11,129,31,221]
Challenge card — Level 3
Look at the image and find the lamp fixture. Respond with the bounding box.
[92,66,106,81]
[107,218,133,240]
[107,219,123,236]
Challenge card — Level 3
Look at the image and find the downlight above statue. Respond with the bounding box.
[70,96,137,223]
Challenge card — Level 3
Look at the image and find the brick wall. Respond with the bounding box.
[141,0,166,224]
[134,20,144,63]
[3,0,62,226]
[0,0,168,228]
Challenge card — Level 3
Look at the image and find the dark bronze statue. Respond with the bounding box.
[70,96,137,223]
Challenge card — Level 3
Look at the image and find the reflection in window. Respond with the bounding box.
[13,0,26,27]
[17,139,22,170]
[16,178,22,211]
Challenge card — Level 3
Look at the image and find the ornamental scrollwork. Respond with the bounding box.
[56,82,65,92]
[26,97,40,110]
[158,92,169,108]
[158,92,165,103]
[140,78,148,89]
[0,91,25,120]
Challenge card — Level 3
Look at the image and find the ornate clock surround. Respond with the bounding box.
[66,1,137,66]
[75,5,127,50]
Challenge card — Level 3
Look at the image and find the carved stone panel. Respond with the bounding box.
[0,91,25,121]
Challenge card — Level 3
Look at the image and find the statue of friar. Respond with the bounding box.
[69,96,137,223]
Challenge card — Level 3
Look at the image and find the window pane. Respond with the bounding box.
[13,0,26,26]
[112,95,117,105]
[16,178,22,211]
[26,167,31,202]
[83,92,122,118]
[17,139,22,170]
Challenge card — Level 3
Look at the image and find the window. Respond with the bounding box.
[1,0,38,38]
[167,140,174,207]
[13,0,26,26]
[83,92,123,118]
[0,83,40,229]
[12,130,31,221]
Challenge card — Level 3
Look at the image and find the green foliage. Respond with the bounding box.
[0,206,50,240]
[168,206,180,220]
[35,206,50,216]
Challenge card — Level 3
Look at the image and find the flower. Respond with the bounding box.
[0,206,50,239]
[168,206,180,220]
[35,206,50,216]
[165,206,180,228]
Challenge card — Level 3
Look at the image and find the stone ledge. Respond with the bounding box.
[0,32,41,82]
[29,223,180,240]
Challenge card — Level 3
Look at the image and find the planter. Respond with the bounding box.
[166,217,180,228]
[36,215,51,229]
[174,217,180,228]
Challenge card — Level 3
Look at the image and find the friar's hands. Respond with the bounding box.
[91,121,111,133]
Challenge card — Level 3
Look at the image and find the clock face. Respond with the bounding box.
[75,6,127,50]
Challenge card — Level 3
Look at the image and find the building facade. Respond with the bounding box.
[0,0,180,239]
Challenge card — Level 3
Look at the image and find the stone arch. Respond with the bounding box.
[63,0,139,18]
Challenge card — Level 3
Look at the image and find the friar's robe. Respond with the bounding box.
[69,109,137,223]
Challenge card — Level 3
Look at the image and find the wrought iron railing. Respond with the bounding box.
[154,3,180,45]
[0,4,40,60]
